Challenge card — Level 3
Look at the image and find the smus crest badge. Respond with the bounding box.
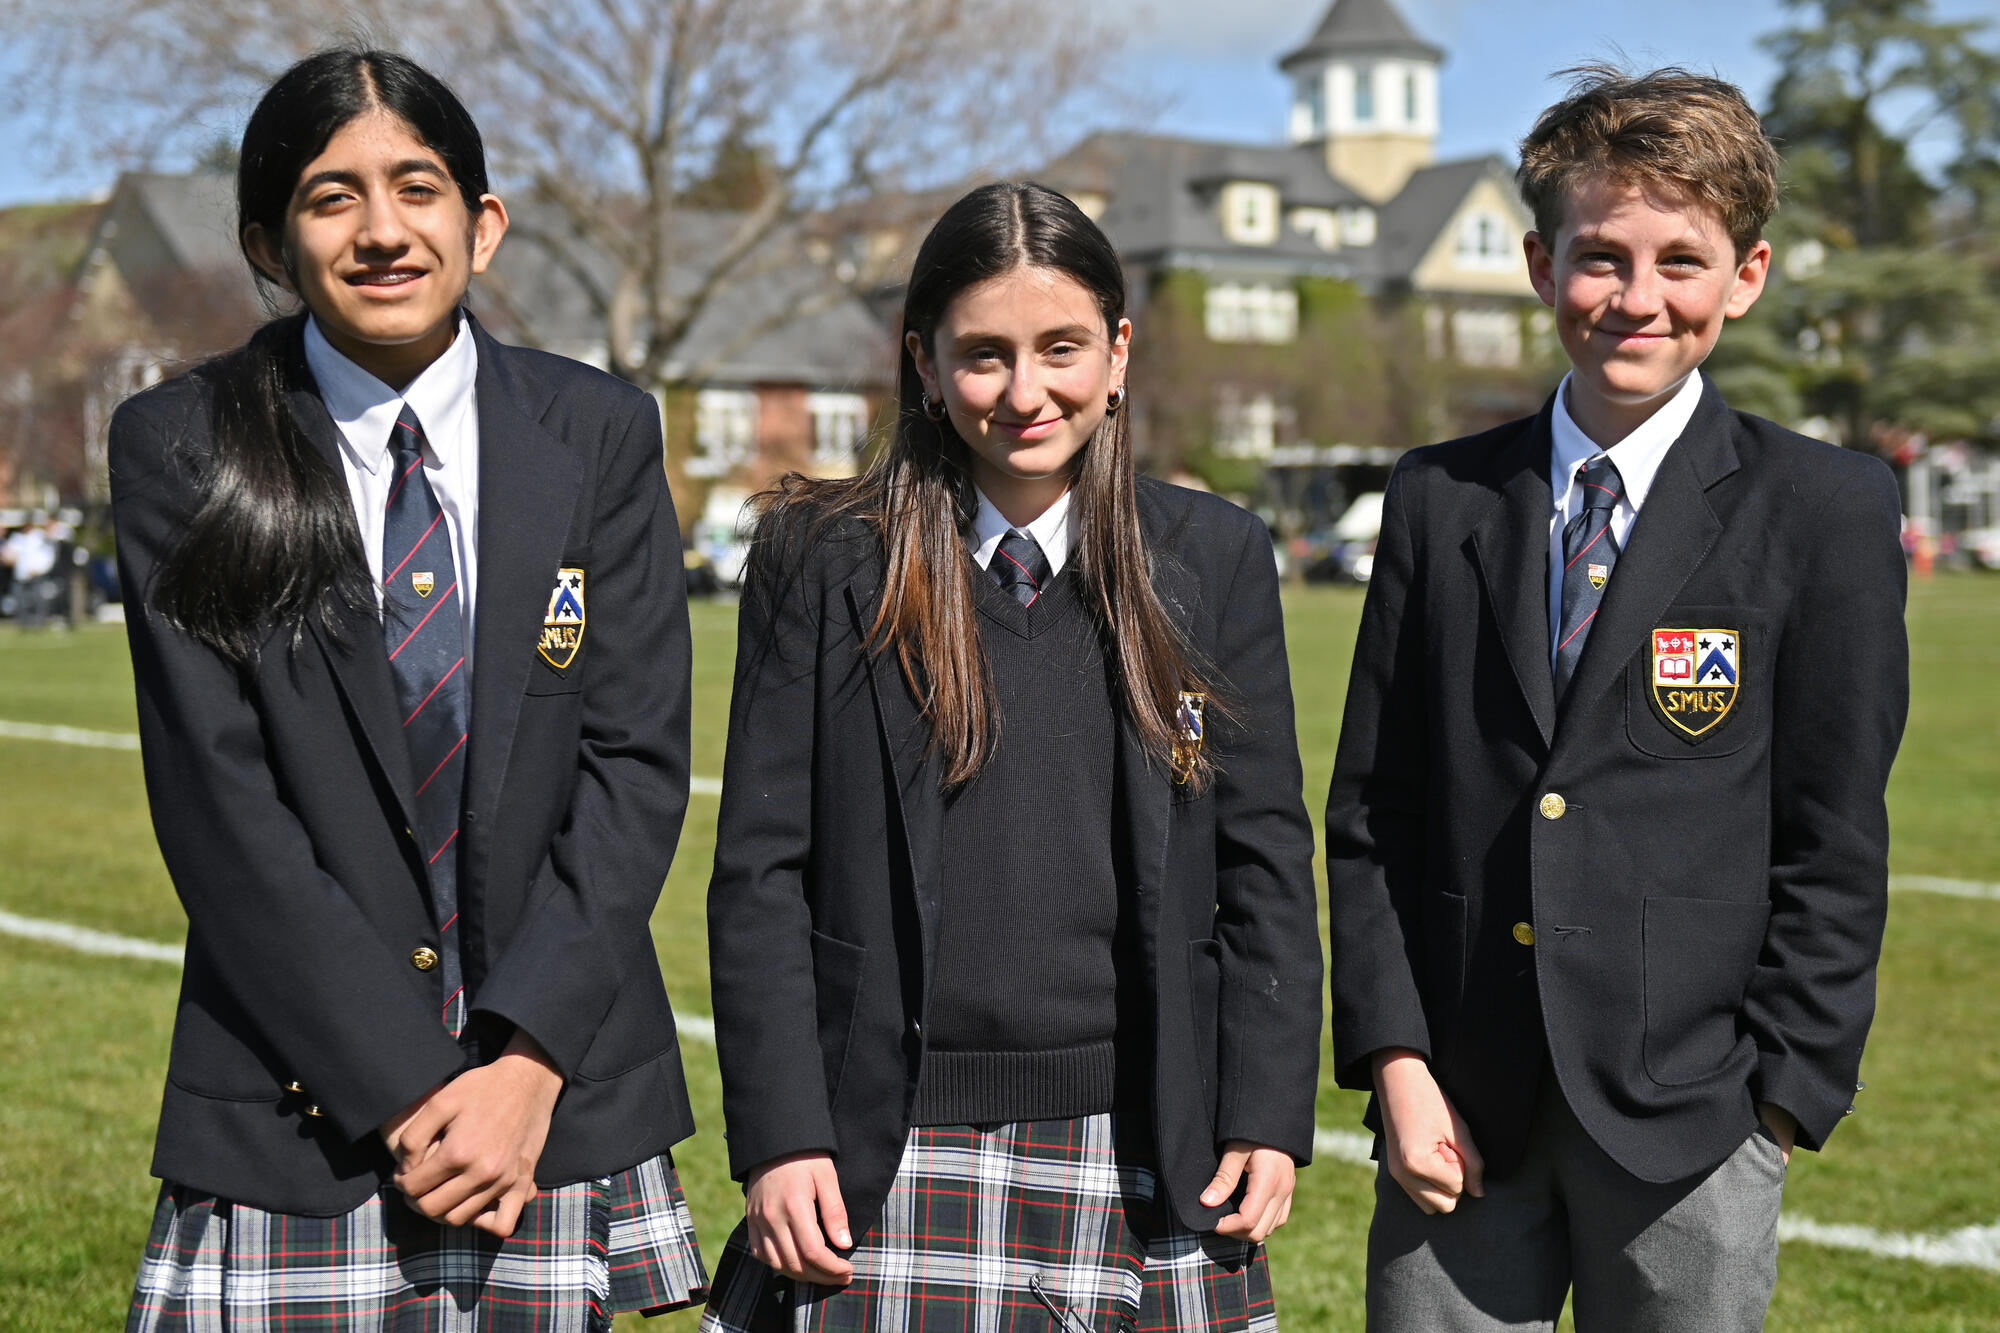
[539,568,586,669]
[1171,691,1205,784]
[411,571,436,598]
[1650,628,1739,739]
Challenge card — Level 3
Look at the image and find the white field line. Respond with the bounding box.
[1,909,1994,1276]
[0,716,726,796]
[0,719,141,750]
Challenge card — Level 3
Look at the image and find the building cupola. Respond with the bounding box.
[1280,0,1442,203]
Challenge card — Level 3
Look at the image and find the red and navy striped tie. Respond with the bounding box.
[1555,452,1625,701]
[989,530,1051,608]
[381,405,469,1037]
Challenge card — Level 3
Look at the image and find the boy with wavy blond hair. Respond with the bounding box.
[1326,67,1909,1332]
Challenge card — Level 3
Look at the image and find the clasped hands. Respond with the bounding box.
[1373,1047,1798,1216]
[377,1029,564,1238]
[743,1139,1297,1286]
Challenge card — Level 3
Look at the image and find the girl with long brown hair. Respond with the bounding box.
[702,181,1321,1332]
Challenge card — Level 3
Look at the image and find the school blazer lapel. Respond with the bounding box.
[285,370,422,827]
[1469,405,1559,749]
[846,580,947,989]
[463,325,582,846]
[1554,381,1737,736]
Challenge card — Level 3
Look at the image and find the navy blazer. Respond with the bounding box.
[1326,380,1909,1183]
[707,478,1322,1240]
[110,314,696,1215]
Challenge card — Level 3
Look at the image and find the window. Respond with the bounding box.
[1214,390,1289,458]
[1354,66,1374,123]
[1221,182,1281,245]
[1451,308,1522,367]
[1300,77,1326,136]
[1204,283,1300,344]
[1405,71,1419,123]
[689,388,759,478]
[1456,210,1516,271]
[807,392,870,467]
[1340,208,1377,246]
[1290,208,1339,250]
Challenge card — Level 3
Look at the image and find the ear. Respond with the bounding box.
[469,194,510,275]
[1524,231,1558,308]
[1724,238,1772,319]
[904,329,938,397]
[1109,316,1132,390]
[242,223,292,290]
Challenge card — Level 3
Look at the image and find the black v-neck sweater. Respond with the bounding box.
[910,560,1145,1126]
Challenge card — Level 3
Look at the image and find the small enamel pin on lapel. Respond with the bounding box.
[1172,691,1205,783]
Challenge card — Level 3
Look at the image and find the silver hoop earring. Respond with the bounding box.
[1106,385,1127,414]
[921,391,948,422]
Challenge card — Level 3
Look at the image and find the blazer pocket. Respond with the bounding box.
[1642,895,1770,1086]
[1188,939,1223,1120]
[525,549,592,695]
[165,983,287,1101]
[810,929,868,1110]
[1422,890,1469,1025]
[1625,606,1769,758]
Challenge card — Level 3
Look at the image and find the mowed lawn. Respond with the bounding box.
[2,578,1997,1331]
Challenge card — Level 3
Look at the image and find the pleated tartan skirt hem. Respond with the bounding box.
[128,1152,708,1332]
[699,1112,1278,1333]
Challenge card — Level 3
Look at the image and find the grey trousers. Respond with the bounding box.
[1366,1078,1785,1332]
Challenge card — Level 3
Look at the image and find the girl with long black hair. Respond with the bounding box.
[111,47,706,1329]
[701,182,1322,1332]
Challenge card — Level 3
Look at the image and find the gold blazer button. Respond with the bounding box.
[410,947,440,972]
[1512,922,1537,947]
[1539,792,1567,820]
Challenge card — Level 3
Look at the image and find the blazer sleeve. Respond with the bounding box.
[1323,458,1435,1090]
[470,393,693,1077]
[1209,513,1324,1163]
[705,518,839,1180]
[1745,458,1908,1151]
[110,394,466,1142]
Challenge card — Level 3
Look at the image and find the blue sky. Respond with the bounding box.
[1,0,1993,207]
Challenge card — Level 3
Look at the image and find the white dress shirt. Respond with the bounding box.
[304,315,482,674]
[1547,369,1704,668]
[967,486,1074,576]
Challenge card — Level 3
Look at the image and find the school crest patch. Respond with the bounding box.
[1649,627,1739,740]
[1587,562,1609,591]
[539,568,585,669]
[1171,691,1205,784]
[411,571,435,599]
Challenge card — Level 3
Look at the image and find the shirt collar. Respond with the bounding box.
[967,486,1073,575]
[1548,368,1704,513]
[303,313,479,475]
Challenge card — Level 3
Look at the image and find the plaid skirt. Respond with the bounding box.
[128,1152,708,1332]
[699,1113,1278,1333]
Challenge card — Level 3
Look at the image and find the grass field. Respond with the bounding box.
[2,579,1997,1331]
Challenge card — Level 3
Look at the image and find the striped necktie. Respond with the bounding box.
[1555,452,1625,701]
[381,405,469,1037]
[989,530,1051,608]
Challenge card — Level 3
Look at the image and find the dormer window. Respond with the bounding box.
[1221,182,1281,245]
[1340,207,1377,246]
[1456,210,1516,271]
[1290,208,1339,250]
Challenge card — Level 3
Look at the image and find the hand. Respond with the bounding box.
[390,1031,565,1237]
[1756,1101,1797,1165]
[745,1152,855,1285]
[1203,1141,1296,1242]
[1374,1048,1485,1215]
